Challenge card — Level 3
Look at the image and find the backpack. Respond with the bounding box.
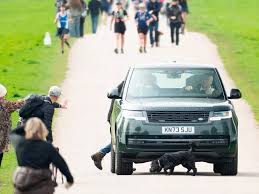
[19,95,45,119]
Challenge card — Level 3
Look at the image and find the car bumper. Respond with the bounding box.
[115,118,238,163]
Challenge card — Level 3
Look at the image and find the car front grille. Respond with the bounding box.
[147,111,210,123]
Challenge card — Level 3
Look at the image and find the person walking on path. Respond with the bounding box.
[0,84,25,167]
[67,0,84,37]
[54,4,71,54]
[135,3,156,53]
[80,0,88,37]
[110,1,129,54]
[166,0,182,46]
[147,0,162,47]
[88,0,103,34]
[10,118,74,194]
[179,0,189,34]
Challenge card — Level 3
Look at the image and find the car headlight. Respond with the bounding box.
[122,110,146,121]
[210,111,232,121]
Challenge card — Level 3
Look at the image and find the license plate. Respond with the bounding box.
[162,126,195,134]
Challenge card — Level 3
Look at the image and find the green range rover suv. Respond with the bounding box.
[108,64,241,175]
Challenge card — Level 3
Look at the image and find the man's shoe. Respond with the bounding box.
[155,42,159,47]
[91,152,105,170]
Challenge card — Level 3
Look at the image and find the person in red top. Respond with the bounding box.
[110,1,129,54]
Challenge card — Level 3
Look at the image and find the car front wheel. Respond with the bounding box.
[115,151,133,175]
[111,147,115,173]
[215,155,238,176]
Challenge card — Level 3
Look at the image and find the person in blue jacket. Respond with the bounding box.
[135,3,156,53]
[147,0,161,47]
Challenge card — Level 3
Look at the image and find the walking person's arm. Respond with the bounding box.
[49,145,74,186]
[54,13,59,24]
[9,126,25,150]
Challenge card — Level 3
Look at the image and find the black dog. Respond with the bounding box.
[150,147,197,176]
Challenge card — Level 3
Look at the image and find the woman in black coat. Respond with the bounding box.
[10,118,74,194]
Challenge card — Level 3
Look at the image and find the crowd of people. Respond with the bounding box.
[54,0,189,54]
[0,84,73,193]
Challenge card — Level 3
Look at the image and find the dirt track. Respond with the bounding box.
[54,14,259,194]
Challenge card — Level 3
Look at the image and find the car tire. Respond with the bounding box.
[220,156,238,176]
[111,146,115,174]
[115,151,133,175]
[213,163,221,174]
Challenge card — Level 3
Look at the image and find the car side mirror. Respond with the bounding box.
[107,88,121,99]
[229,89,242,99]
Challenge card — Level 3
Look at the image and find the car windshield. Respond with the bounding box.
[126,68,225,99]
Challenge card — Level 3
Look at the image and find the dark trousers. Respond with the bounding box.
[91,14,99,34]
[149,21,159,45]
[170,22,181,45]
[80,17,85,37]
[0,153,3,167]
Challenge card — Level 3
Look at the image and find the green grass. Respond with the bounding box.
[188,0,259,120]
[0,0,69,193]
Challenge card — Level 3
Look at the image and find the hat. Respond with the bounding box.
[0,84,7,98]
[48,86,62,97]
[139,3,145,8]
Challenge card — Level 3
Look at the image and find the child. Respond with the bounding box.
[135,3,156,53]
[110,1,129,54]
[54,4,71,54]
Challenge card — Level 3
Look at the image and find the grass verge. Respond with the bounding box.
[188,0,259,121]
[0,0,69,193]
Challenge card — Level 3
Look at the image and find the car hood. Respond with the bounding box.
[122,98,231,111]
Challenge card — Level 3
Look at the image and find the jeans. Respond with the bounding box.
[149,21,159,45]
[170,22,181,45]
[91,14,99,34]
[69,15,81,37]
[100,143,112,155]
[80,17,85,37]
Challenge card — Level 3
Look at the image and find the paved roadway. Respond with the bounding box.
[54,13,259,194]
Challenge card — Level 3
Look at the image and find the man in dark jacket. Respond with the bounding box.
[31,86,66,143]
[147,0,161,47]
[88,0,102,33]
[166,0,182,45]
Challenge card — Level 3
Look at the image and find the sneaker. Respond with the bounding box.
[139,47,143,53]
[121,49,124,54]
[91,152,105,170]
[114,48,119,54]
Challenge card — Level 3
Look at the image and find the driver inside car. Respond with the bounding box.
[184,75,215,95]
